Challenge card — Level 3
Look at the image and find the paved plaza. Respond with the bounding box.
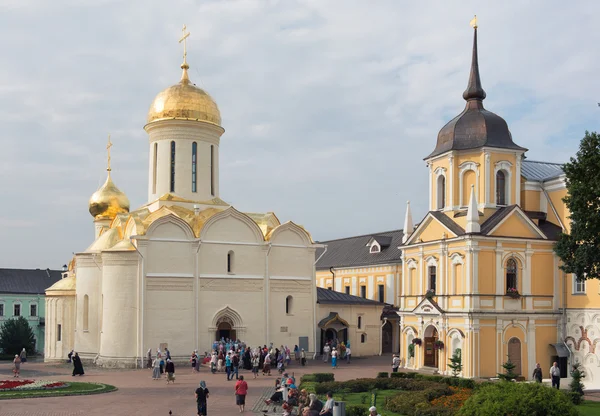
[0,356,395,416]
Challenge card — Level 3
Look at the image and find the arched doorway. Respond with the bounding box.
[216,320,236,341]
[382,320,393,354]
[508,337,522,375]
[424,326,439,368]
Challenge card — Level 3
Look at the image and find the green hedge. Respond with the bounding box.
[346,404,371,416]
[457,382,578,416]
[313,378,451,395]
[377,372,389,379]
[385,385,453,416]
[413,374,475,389]
[300,373,335,383]
[390,371,417,379]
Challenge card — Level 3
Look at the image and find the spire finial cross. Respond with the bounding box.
[106,134,113,172]
[179,24,190,66]
[470,15,478,29]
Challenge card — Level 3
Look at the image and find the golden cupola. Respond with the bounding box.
[146,27,221,127]
[88,137,130,220]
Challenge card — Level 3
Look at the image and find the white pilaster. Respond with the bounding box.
[448,154,454,209]
[495,242,504,309]
[524,244,533,309]
[515,153,522,206]
[484,152,490,205]
[527,319,536,380]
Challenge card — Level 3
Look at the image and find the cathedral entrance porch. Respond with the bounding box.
[423,325,438,368]
[216,321,236,341]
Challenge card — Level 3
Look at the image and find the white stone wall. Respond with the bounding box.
[565,309,600,389]
[145,120,224,203]
[73,254,102,360]
[44,296,75,362]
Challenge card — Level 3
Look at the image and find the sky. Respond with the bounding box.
[0,0,598,269]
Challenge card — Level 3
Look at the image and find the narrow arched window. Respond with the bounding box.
[192,142,198,193]
[227,250,234,273]
[496,170,506,205]
[210,145,215,196]
[357,316,362,329]
[83,294,89,331]
[437,175,446,209]
[506,258,517,291]
[428,265,437,292]
[170,141,176,192]
[286,295,293,314]
[361,333,366,343]
[152,142,158,194]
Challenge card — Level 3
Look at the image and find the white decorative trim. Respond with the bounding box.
[270,275,312,280]
[494,160,513,206]
[146,273,194,278]
[198,274,264,279]
[459,162,479,207]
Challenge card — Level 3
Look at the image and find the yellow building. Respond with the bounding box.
[398,24,572,381]
[317,23,597,385]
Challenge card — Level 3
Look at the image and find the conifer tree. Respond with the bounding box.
[569,362,585,404]
[555,131,600,280]
[497,355,518,381]
[0,316,36,355]
[447,348,462,377]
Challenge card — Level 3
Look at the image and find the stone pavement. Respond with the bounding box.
[0,356,394,416]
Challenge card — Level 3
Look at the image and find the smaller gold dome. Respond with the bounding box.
[147,65,221,126]
[88,173,130,219]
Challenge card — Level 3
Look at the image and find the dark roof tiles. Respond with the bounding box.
[0,268,63,295]
[315,229,403,270]
[317,287,384,305]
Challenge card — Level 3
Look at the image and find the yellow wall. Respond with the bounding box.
[547,188,570,233]
[478,251,495,294]
[522,190,541,212]
[489,214,540,239]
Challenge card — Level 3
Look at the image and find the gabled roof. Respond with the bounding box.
[368,236,392,248]
[315,229,403,270]
[521,160,564,181]
[412,297,444,315]
[429,211,465,236]
[0,268,63,295]
[404,211,465,245]
[316,287,384,305]
[479,205,547,239]
[480,205,516,235]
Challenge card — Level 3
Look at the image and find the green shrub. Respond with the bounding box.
[377,372,389,379]
[390,371,404,379]
[569,362,585,404]
[346,404,371,416]
[415,407,455,416]
[313,373,335,382]
[300,374,316,382]
[298,381,319,393]
[457,382,578,416]
[385,391,429,415]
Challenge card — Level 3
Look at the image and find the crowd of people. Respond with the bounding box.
[321,340,351,368]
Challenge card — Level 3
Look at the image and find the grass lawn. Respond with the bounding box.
[0,382,116,400]
[576,401,600,416]
[332,390,403,416]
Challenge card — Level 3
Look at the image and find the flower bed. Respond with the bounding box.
[0,379,68,391]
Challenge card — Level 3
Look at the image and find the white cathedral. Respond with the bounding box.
[44,40,323,367]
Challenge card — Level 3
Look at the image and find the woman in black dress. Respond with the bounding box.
[72,352,85,376]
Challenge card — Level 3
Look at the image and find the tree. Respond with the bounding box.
[569,362,585,404]
[448,348,462,377]
[554,131,600,280]
[0,316,36,355]
[497,355,518,381]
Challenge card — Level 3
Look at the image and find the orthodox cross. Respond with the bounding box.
[470,15,478,29]
[106,134,113,172]
[179,24,190,65]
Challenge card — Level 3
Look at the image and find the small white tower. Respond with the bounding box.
[144,25,225,203]
[466,185,480,233]
[402,200,414,244]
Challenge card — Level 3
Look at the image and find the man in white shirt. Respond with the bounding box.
[369,406,381,416]
[319,391,334,416]
[392,354,400,373]
[322,344,330,363]
[550,361,561,389]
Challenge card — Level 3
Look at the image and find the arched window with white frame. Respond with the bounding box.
[496,170,506,205]
[506,258,518,291]
[437,175,446,210]
[494,161,513,207]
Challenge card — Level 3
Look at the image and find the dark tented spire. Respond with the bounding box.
[462,27,486,101]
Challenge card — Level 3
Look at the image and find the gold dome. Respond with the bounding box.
[88,173,130,219]
[146,64,221,126]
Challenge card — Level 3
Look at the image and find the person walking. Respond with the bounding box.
[20,348,27,363]
[191,352,198,373]
[550,361,561,389]
[210,351,218,374]
[251,354,259,379]
[152,355,161,380]
[226,352,233,380]
[331,348,338,368]
[166,359,176,384]
[263,354,272,376]
[301,348,306,366]
[345,346,351,364]
[392,354,400,373]
[12,354,21,378]
[233,351,240,379]
[322,344,330,363]
[195,380,209,416]
[532,362,543,382]
[146,348,152,368]
[294,345,300,364]
[159,353,165,374]
[234,375,248,413]
[72,352,85,376]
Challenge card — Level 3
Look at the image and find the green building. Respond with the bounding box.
[0,268,63,354]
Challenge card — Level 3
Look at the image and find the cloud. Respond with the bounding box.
[0,0,599,267]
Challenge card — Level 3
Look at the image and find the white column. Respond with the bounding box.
[524,244,533,309]
[495,242,504,309]
[553,254,559,311]
[472,247,480,309]
[439,243,446,309]
[428,163,433,210]
[448,155,454,210]
[484,152,491,206]
[465,245,472,310]
[418,249,424,297]
[515,153,522,206]
[527,319,536,380]
[352,276,357,296]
